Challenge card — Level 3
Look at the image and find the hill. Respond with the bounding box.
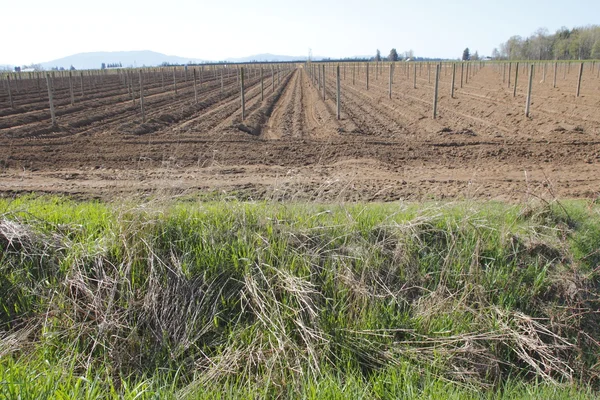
[40,51,206,70]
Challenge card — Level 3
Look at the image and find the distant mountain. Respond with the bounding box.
[29,51,337,71]
[224,53,310,63]
[40,51,206,70]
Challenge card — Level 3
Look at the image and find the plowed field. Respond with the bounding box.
[1,62,599,201]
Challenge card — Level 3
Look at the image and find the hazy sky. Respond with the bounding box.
[3,0,599,65]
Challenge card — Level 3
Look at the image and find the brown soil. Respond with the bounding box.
[1,63,599,202]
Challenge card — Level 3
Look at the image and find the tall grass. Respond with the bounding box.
[1,195,600,398]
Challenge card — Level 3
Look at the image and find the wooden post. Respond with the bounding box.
[366,63,369,90]
[240,67,245,120]
[69,70,74,106]
[322,64,326,101]
[352,64,355,85]
[173,67,177,95]
[576,62,584,98]
[502,63,506,84]
[525,64,534,117]
[7,75,14,109]
[513,62,519,97]
[432,64,440,119]
[37,73,41,99]
[45,74,57,127]
[193,68,198,104]
[78,71,84,97]
[388,63,392,99]
[129,71,135,105]
[460,62,464,88]
[451,63,456,98]
[220,68,224,98]
[260,66,264,101]
[542,63,547,83]
[553,62,557,88]
[413,63,417,89]
[508,63,512,88]
[139,70,145,123]
[317,65,321,91]
[336,65,341,120]
[272,65,275,93]
[428,63,431,84]
[465,63,469,84]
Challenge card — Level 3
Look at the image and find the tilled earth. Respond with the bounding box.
[1,63,599,201]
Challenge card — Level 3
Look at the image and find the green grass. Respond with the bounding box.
[1,195,600,399]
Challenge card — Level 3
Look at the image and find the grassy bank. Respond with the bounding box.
[1,195,600,399]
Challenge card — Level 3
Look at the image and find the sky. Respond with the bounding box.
[3,0,599,65]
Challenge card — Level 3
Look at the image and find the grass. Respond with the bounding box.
[1,195,600,398]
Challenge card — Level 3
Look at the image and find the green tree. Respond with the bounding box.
[462,48,470,61]
[568,35,581,59]
[388,48,399,61]
[375,49,381,62]
[592,40,600,59]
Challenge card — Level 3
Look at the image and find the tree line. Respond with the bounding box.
[101,62,123,69]
[493,25,600,60]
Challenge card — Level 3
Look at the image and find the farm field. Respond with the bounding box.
[2,61,600,398]
[1,61,599,201]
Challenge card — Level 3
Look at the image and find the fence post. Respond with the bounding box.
[542,63,547,83]
[260,66,264,101]
[576,62,584,98]
[240,67,245,120]
[432,64,440,119]
[451,63,456,98]
[428,62,431,84]
[67,71,74,106]
[193,68,198,104]
[513,62,519,97]
[139,70,145,123]
[45,73,57,127]
[413,63,417,89]
[37,73,41,99]
[553,62,557,88]
[336,65,341,120]
[525,64,533,117]
[173,67,177,95]
[460,62,464,88]
[389,63,393,99]
[366,63,369,90]
[322,64,326,101]
[7,75,14,109]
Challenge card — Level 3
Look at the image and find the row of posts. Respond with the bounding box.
[1,60,596,127]
[305,59,595,119]
[1,63,295,126]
